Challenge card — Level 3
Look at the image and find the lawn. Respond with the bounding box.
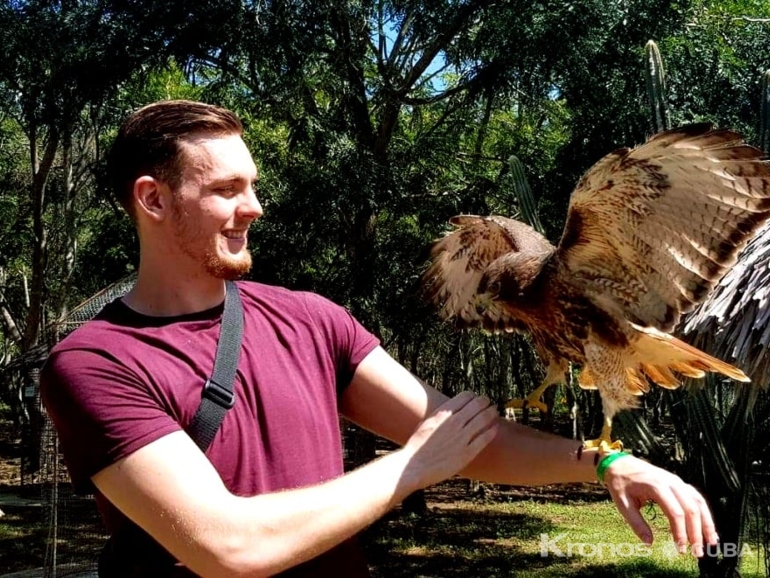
[0,479,766,576]
[362,479,766,578]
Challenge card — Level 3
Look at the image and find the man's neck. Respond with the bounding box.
[122,266,228,317]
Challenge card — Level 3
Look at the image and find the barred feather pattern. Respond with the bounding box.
[422,124,769,421]
[558,124,770,333]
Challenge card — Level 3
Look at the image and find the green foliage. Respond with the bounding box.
[0,0,762,393]
[1,11,769,567]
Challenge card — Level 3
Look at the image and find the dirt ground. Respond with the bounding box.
[0,412,21,489]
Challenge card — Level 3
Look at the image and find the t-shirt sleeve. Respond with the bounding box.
[300,293,380,392]
[40,348,182,494]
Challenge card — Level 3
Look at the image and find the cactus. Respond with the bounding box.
[508,155,544,234]
[644,40,670,132]
[760,69,770,155]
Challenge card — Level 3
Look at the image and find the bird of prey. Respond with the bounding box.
[422,124,770,452]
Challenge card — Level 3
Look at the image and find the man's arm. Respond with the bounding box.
[340,347,597,484]
[92,390,498,577]
[340,346,718,556]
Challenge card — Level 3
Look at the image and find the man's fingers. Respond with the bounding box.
[650,486,690,553]
[458,397,496,425]
[687,484,718,546]
[672,484,702,556]
[698,489,719,546]
[403,392,499,489]
[434,392,493,424]
[430,391,478,418]
[604,456,719,559]
[441,394,498,447]
[671,483,718,556]
[610,492,653,545]
[467,420,499,454]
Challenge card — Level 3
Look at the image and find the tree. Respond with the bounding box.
[0,0,248,357]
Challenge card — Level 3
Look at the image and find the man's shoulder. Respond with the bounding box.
[236,280,340,313]
[235,281,366,342]
[49,299,126,355]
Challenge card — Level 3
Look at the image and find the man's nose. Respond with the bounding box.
[240,188,263,219]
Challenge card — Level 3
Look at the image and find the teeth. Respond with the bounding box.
[224,231,246,239]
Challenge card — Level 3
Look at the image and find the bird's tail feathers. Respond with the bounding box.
[629,324,749,392]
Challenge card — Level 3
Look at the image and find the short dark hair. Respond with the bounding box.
[107,100,243,215]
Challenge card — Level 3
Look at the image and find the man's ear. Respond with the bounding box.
[133,176,171,222]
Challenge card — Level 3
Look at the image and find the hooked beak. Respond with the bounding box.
[474,294,493,316]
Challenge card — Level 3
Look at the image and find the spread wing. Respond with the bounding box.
[422,215,547,331]
[556,123,770,333]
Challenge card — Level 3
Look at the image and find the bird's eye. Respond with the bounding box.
[488,280,501,294]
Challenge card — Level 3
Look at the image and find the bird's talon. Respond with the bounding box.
[582,438,624,453]
[531,400,549,414]
[504,398,549,414]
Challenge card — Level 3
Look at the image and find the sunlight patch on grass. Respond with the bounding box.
[501,499,764,577]
[367,495,765,577]
[0,511,46,572]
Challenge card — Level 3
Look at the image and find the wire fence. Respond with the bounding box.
[13,275,136,577]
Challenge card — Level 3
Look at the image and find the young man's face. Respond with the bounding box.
[169,133,262,279]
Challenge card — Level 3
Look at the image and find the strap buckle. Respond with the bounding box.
[202,378,236,409]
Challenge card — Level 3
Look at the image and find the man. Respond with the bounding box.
[41,100,717,577]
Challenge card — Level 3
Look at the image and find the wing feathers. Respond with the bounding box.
[632,324,750,384]
[557,124,770,332]
[422,215,550,331]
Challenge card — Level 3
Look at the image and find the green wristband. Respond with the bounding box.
[596,451,631,483]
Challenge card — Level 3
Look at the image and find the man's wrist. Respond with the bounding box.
[575,444,602,465]
[386,447,427,502]
[566,443,602,483]
[596,451,633,484]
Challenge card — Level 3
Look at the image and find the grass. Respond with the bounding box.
[0,507,48,572]
[362,480,767,577]
[1,480,766,576]
[0,486,107,574]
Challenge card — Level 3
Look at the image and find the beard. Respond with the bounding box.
[171,198,253,280]
[202,246,252,280]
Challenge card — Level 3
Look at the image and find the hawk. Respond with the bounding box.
[423,124,770,451]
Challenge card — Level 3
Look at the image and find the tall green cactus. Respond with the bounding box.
[760,69,770,155]
[507,155,544,234]
[644,40,670,132]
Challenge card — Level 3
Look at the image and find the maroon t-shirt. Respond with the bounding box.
[41,281,379,576]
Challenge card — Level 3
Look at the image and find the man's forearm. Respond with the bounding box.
[95,394,498,578]
[96,433,421,578]
[210,448,420,576]
[461,419,600,485]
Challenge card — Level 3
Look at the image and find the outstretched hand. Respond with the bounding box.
[400,391,499,491]
[602,454,718,557]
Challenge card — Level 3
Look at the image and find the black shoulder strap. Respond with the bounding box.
[187,280,244,452]
[99,283,244,576]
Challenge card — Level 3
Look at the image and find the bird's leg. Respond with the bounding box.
[582,414,624,453]
[505,361,567,414]
[505,381,552,413]
[580,344,629,453]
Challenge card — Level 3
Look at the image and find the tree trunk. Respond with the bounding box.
[55,134,78,322]
[23,130,59,351]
